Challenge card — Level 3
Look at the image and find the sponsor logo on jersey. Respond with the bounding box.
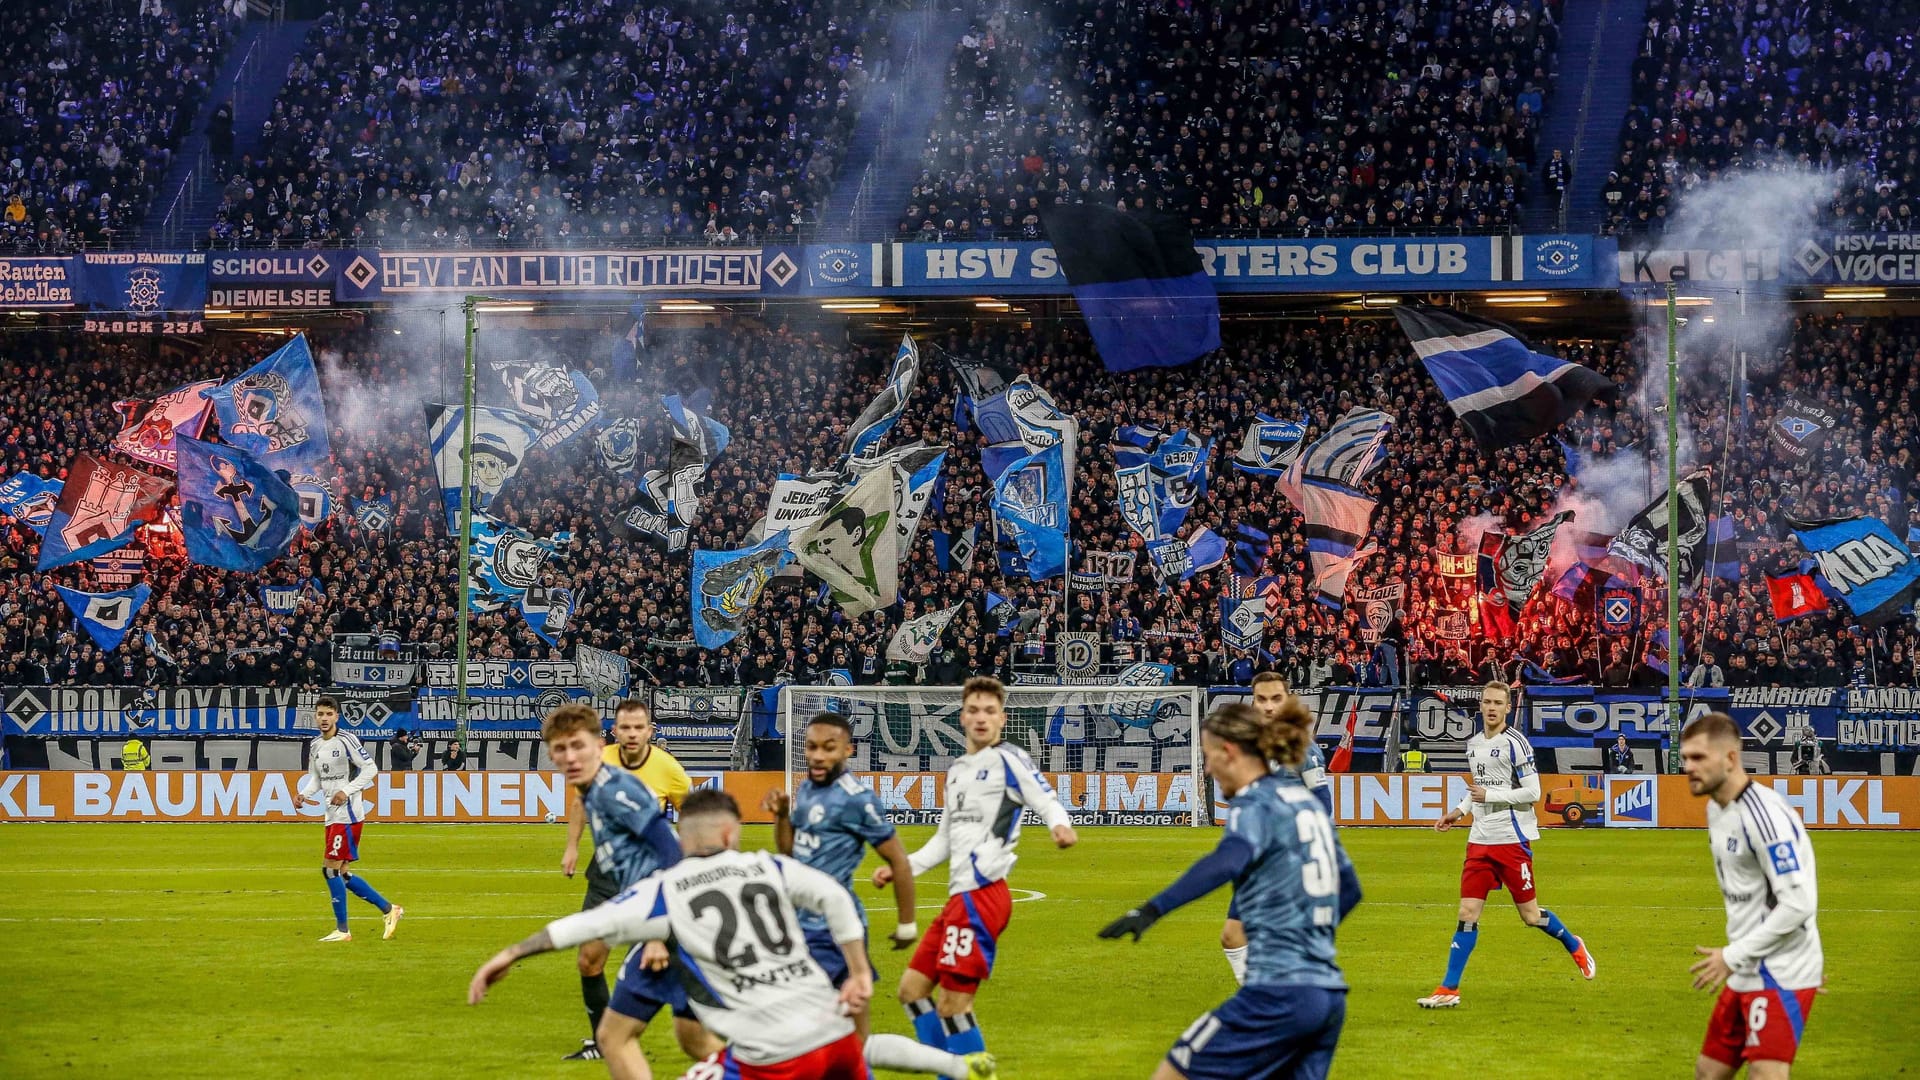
[1767,840,1801,874]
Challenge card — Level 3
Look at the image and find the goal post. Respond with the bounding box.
[777,683,1208,827]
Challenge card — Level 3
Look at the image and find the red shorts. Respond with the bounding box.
[1461,842,1534,902]
[1702,984,1817,1067]
[323,822,363,863]
[680,1034,869,1079]
[909,879,1011,991]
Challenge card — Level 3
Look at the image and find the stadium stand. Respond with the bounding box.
[202,0,875,249]
[900,0,1563,240]
[1605,0,1920,239]
[3,314,1914,690]
[0,0,235,251]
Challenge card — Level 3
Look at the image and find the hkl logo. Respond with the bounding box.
[1607,777,1656,826]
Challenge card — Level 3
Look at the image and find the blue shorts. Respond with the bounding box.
[609,943,690,1022]
[1167,985,1347,1080]
[804,922,871,989]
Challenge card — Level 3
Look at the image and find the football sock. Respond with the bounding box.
[906,998,945,1049]
[943,1010,986,1056]
[1535,908,1580,954]
[866,1032,969,1075]
[1441,920,1478,988]
[582,973,609,1037]
[323,868,349,931]
[1223,945,1249,985]
[344,874,391,913]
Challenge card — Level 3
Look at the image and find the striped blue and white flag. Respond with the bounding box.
[1395,305,1611,451]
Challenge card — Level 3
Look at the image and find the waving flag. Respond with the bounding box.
[664,390,731,461]
[37,454,172,571]
[795,466,898,616]
[887,603,964,664]
[1394,305,1611,451]
[1767,568,1829,623]
[1232,524,1272,575]
[947,352,1018,437]
[204,335,331,470]
[760,471,841,539]
[845,335,921,460]
[486,359,601,450]
[1769,395,1837,462]
[1608,469,1712,587]
[1277,409,1393,608]
[1220,574,1273,654]
[1597,580,1640,636]
[595,418,644,476]
[57,583,152,652]
[1007,376,1078,477]
[469,516,557,612]
[1233,414,1309,476]
[1040,204,1219,372]
[691,532,794,648]
[176,437,302,573]
[521,586,576,646]
[261,584,300,613]
[992,443,1069,580]
[0,472,61,534]
[426,403,539,530]
[611,301,646,380]
[1496,511,1571,605]
[112,380,218,470]
[1787,514,1920,625]
[351,494,394,533]
[1476,531,1517,642]
[1114,428,1212,541]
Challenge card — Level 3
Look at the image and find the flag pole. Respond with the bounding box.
[1664,283,1682,772]
[456,296,480,753]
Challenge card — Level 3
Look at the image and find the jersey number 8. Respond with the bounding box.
[690,884,796,970]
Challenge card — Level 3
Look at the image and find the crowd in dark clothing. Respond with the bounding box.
[2,306,1915,692]
[1606,0,1920,239]
[900,0,1561,241]
[203,0,875,249]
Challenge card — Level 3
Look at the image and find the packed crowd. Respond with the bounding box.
[899,0,1562,241]
[204,0,875,249]
[2,306,1915,691]
[0,0,234,251]
[1605,0,1920,239]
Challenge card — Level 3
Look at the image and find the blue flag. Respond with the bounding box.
[469,515,557,612]
[58,583,151,653]
[176,437,303,573]
[261,584,300,613]
[691,531,794,648]
[612,301,646,380]
[1788,514,1920,625]
[1645,628,1684,676]
[0,471,61,534]
[1395,306,1612,451]
[1597,581,1640,636]
[352,494,394,532]
[845,335,920,460]
[992,443,1068,580]
[203,334,332,472]
[426,402,539,531]
[522,586,575,646]
[1232,524,1271,575]
[1707,516,1742,582]
[1040,205,1220,372]
[143,629,177,667]
[664,390,731,460]
[1232,414,1308,476]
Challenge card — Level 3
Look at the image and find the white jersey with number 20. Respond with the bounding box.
[545,850,862,1066]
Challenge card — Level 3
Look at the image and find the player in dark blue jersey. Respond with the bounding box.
[1101,699,1361,1080]
[1221,673,1333,983]
[544,705,719,1076]
[765,714,989,1077]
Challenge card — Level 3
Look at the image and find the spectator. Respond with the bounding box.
[390,728,420,771]
[1686,650,1725,688]
[1607,734,1636,774]
[441,740,467,771]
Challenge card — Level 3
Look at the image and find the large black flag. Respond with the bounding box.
[1039,205,1220,372]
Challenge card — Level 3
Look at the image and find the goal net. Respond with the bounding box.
[777,684,1206,826]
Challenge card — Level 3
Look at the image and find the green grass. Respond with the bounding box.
[1,824,1915,1078]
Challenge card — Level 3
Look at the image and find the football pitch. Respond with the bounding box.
[2,824,1915,1079]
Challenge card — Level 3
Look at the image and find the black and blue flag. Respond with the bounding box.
[1788,514,1920,625]
[1040,204,1220,372]
[176,437,302,573]
[1395,305,1611,451]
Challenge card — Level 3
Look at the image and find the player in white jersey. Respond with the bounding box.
[1681,712,1822,1078]
[1220,671,1332,985]
[294,696,402,943]
[872,675,1079,1065]
[1417,681,1593,1008]
[469,789,992,1080]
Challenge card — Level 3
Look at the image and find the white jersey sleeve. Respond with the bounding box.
[1710,782,1822,991]
[545,876,670,949]
[917,743,1062,894]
